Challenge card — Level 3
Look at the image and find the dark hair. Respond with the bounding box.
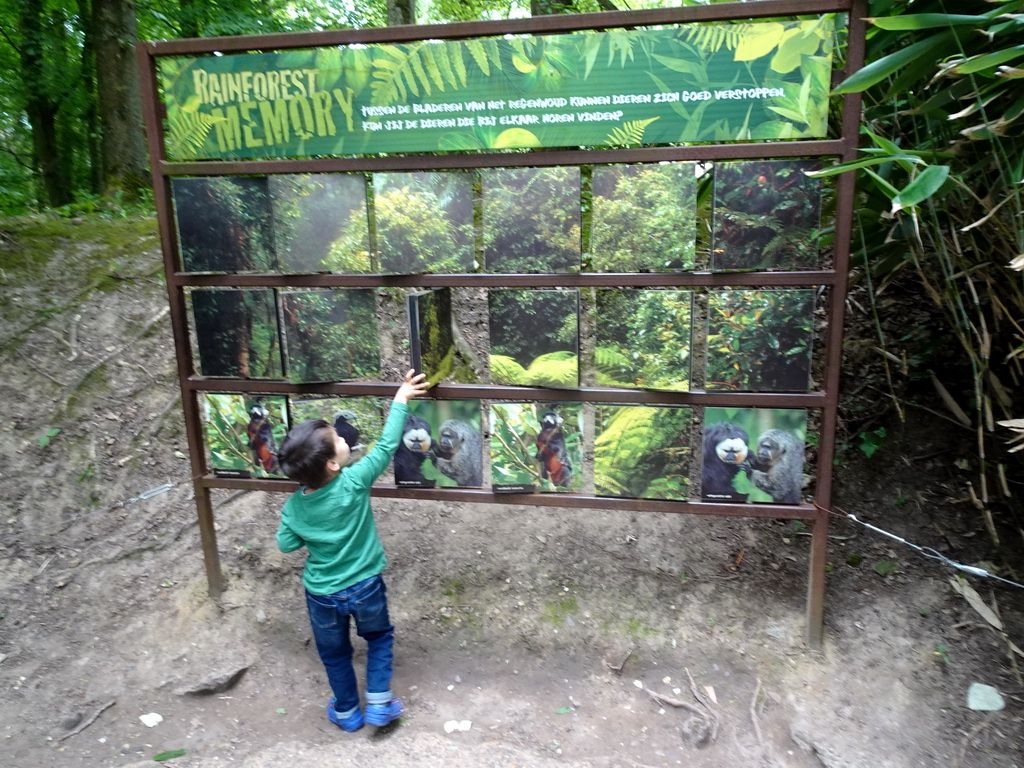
[278,419,335,489]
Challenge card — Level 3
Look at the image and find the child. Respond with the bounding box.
[276,369,429,731]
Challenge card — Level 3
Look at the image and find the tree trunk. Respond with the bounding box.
[93,0,148,200]
[387,0,416,26]
[18,0,73,207]
[79,0,102,194]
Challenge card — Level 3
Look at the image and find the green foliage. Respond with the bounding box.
[38,427,61,448]
[826,0,1024,515]
[482,167,581,273]
[521,351,579,388]
[489,355,526,384]
[282,289,379,382]
[290,396,385,452]
[488,289,578,371]
[594,405,690,500]
[590,163,697,272]
[713,160,823,270]
[858,426,887,458]
[173,177,274,272]
[595,289,691,390]
[374,172,474,273]
[706,290,814,391]
[271,174,368,273]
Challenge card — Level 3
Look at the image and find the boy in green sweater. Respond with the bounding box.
[276,369,429,731]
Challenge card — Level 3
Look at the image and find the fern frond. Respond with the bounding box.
[167,109,225,158]
[603,116,660,148]
[681,23,742,54]
[370,40,487,105]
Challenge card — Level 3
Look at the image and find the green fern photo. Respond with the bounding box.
[488,288,579,388]
[595,405,692,501]
[595,289,692,391]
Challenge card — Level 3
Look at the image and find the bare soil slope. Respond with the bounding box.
[0,214,1021,767]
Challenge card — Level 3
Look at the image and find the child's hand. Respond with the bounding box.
[395,369,430,404]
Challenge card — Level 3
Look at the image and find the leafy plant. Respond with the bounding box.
[38,427,61,448]
[821,1,1024,540]
[594,405,691,501]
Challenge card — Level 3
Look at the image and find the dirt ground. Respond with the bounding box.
[1,213,1022,767]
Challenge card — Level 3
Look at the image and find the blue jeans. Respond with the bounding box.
[305,573,395,714]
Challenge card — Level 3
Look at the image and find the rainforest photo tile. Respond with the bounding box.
[281,289,379,383]
[269,173,371,273]
[173,176,275,273]
[594,405,692,502]
[481,166,581,273]
[374,171,475,274]
[594,289,692,391]
[488,288,579,389]
[394,399,483,489]
[408,287,456,387]
[202,394,288,478]
[190,288,283,379]
[706,289,815,392]
[489,402,584,494]
[712,159,822,271]
[288,396,386,466]
[701,407,808,505]
[590,163,697,272]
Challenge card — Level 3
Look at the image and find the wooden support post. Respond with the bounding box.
[195,483,225,597]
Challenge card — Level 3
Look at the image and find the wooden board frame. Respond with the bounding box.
[137,0,866,647]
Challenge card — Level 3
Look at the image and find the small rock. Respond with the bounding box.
[255,608,268,624]
[61,713,84,731]
[967,682,1005,711]
[139,712,163,728]
[175,664,250,696]
[444,720,472,733]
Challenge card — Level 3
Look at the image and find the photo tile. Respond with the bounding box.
[701,407,808,504]
[281,289,380,383]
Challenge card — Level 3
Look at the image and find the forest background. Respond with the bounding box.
[0,0,1021,569]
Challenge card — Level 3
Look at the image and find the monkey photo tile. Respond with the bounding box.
[269,173,371,274]
[594,289,692,391]
[711,159,823,271]
[700,407,808,505]
[489,402,584,494]
[408,287,457,388]
[202,394,289,479]
[481,166,581,274]
[189,288,284,379]
[289,396,385,467]
[590,162,697,273]
[172,175,276,273]
[394,399,483,489]
[705,289,815,392]
[488,288,579,389]
[374,171,475,275]
[594,405,692,502]
[280,289,380,383]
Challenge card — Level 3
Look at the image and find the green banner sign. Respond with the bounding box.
[160,18,834,160]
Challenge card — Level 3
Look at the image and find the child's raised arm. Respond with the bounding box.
[395,369,430,404]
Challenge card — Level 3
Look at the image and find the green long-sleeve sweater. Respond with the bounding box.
[276,401,408,595]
